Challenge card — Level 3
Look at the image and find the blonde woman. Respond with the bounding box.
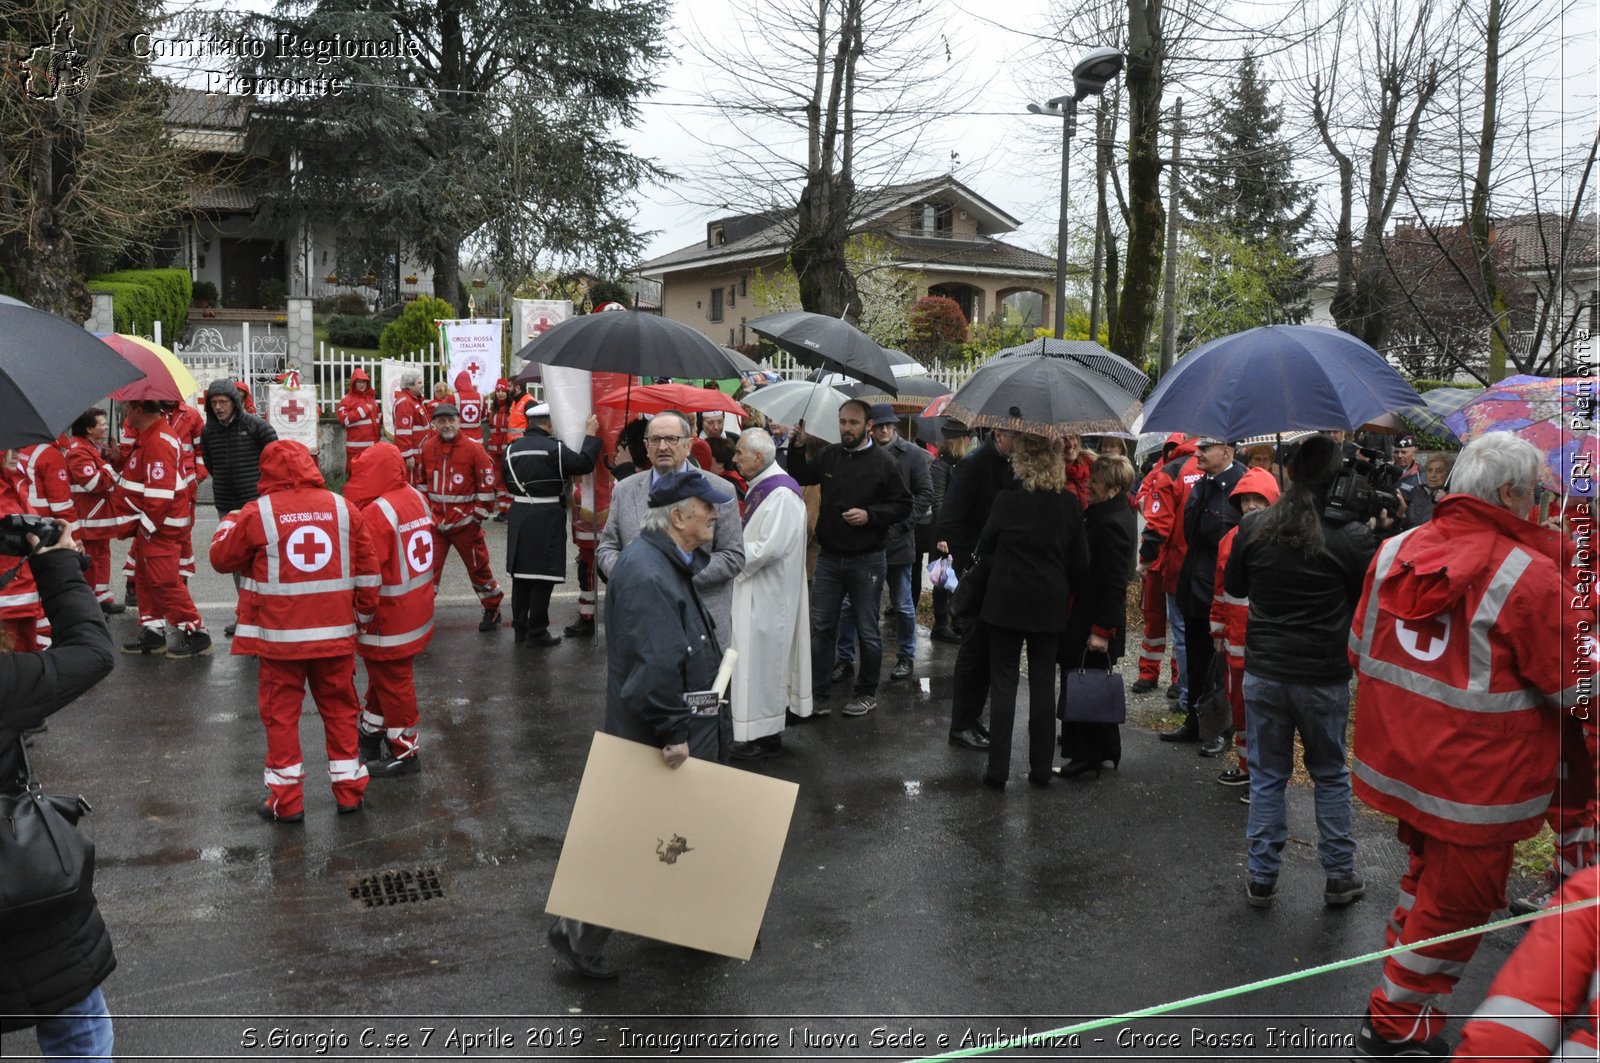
[972,433,1090,789]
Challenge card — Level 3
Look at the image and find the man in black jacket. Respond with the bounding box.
[789,399,912,717]
[937,428,1020,749]
[1165,437,1246,744]
[198,378,278,637]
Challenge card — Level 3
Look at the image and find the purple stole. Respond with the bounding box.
[742,471,802,526]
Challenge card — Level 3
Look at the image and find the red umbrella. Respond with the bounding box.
[99,333,199,402]
[920,393,953,418]
[595,382,746,417]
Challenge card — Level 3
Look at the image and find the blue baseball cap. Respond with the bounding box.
[868,402,899,426]
[647,470,734,509]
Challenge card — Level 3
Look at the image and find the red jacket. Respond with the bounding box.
[209,441,380,660]
[1138,441,1201,593]
[0,466,42,621]
[1208,467,1282,663]
[485,378,515,454]
[1454,864,1599,1060]
[165,402,208,486]
[63,437,121,541]
[417,432,496,532]
[18,443,76,528]
[115,419,195,544]
[392,390,426,468]
[344,443,436,660]
[1351,494,1578,845]
[336,374,383,456]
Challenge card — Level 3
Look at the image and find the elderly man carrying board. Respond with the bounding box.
[727,428,812,760]
[595,409,744,640]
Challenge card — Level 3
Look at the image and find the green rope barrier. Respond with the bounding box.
[906,896,1599,1063]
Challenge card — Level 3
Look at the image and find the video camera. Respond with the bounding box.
[0,513,63,556]
[1324,444,1403,524]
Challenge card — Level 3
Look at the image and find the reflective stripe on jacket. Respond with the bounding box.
[63,438,123,540]
[356,488,436,659]
[418,434,496,531]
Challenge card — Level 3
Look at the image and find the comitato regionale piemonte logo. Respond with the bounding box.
[22,13,90,101]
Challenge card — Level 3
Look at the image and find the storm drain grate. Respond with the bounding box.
[348,866,447,908]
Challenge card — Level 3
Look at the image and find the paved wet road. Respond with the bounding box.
[10,515,1533,1060]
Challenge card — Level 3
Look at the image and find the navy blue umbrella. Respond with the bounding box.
[1138,325,1420,440]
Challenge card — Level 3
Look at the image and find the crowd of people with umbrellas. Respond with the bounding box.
[0,290,1595,1057]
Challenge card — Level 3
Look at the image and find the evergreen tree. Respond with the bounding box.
[1180,52,1314,334]
[234,0,667,312]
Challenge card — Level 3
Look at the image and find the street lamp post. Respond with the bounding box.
[1029,46,1124,339]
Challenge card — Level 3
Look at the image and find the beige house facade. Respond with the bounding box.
[639,176,1057,348]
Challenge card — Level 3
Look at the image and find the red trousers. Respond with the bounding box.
[258,655,369,817]
[83,538,112,603]
[575,541,596,621]
[1136,569,1173,683]
[1367,821,1515,1044]
[359,656,420,759]
[1547,716,1599,878]
[432,523,504,610]
[135,536,201,633]
[1226,661,1249,773]
[2,617,39,653]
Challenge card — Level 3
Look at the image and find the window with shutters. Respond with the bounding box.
[709,287,724,322]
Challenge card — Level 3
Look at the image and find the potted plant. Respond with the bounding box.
[362,273,378,285]
[191,280,219,308]
[404,274,418,285]
[324,273,339,284]
[471,278,486,289]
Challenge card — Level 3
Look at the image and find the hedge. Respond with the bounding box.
[325,314,386,349]
[87,268,191,338]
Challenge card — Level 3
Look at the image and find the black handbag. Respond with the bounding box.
[1059,650,1127,724]
[0,736,94,923]
[1195,655,1233,743]
[949,556,991,619]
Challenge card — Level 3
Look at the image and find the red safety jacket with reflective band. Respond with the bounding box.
[344,443,436,660]
[63,437,122,541]
[209,441,380,659]
[115,420,194,544]
[1454,865,1599,1061]
[0,467,42,620]
[417,433,496,532]
[1208,468,1281,661]
[1139,445,1200,594]
[1350,494,1576,845]
[19,443,77,528]
[392,391,426,466]
[165,402,208,485]
[337,384,382,455]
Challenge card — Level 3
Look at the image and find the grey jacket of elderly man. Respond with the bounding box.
[596,466,744,640]
[730,445,813,740]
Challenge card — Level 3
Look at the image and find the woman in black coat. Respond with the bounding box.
[1058,455,1139,778]
[974,434,1089,789]
[0,515,118,1057]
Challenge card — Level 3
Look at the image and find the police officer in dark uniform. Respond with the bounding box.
[501,404,601,645]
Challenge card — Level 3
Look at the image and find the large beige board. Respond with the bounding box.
[545,732,799,961]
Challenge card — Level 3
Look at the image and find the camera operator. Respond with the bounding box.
[0,513,118,1060]
[1222,435,1377,911]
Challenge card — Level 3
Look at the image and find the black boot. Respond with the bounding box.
[563,617,596,638]
[1160,714,1200,743]
[358,729,385,763]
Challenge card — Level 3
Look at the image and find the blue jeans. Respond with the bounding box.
[835,564,915,663]
[812,549,886,696]
[33,985,113,1062]
[1165,593,1188,706]
[1243,673,1357,883]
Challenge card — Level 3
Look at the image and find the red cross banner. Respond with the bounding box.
[440,319,503,408]
[512,299,571,350]
[265,383,319,453]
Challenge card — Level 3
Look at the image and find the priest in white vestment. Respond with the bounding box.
[728,429,812,759]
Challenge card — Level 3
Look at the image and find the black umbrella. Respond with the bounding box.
[994,337,1151,399]
[747,311,898,395]
[944,355,1141,438]
[511,311,748,383]
[0,301,147,449]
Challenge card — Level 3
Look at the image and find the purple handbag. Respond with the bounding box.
[1058,651,1127,724]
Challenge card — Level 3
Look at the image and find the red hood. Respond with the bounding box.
[1231,466,1281,506]
[257,440,325,495]
[346,368,372,397]
[1379,494,1563,621]
[1169,437,1199,461]
[343,442,409,509]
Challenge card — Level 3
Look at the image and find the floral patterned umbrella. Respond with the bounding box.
[1443,375,1597,496]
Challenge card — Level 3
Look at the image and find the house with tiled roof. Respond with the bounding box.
[163,87,433,311]
[637,176,1056,347]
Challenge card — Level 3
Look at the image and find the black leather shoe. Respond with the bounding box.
[121,627,166,655]
[99,600,125,615]
[1130,677,1157,694]
[336,798,364,815]
[930,624,961,644]
[563,617,596,638]
[1165,682,1180,700]
[547,923,618,980]
[829,659,853,684]
[529,630,561,647]
[974,721,991,740]
[731,740,781,762]
[367,753,420,778]
[256,800,304,824]
[1198,735,1228,757]
[889,656,913,681]
[1159,718,1200,743]
[948,728,990,751]
[479,609,502,632]
[980,774,1006,791]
